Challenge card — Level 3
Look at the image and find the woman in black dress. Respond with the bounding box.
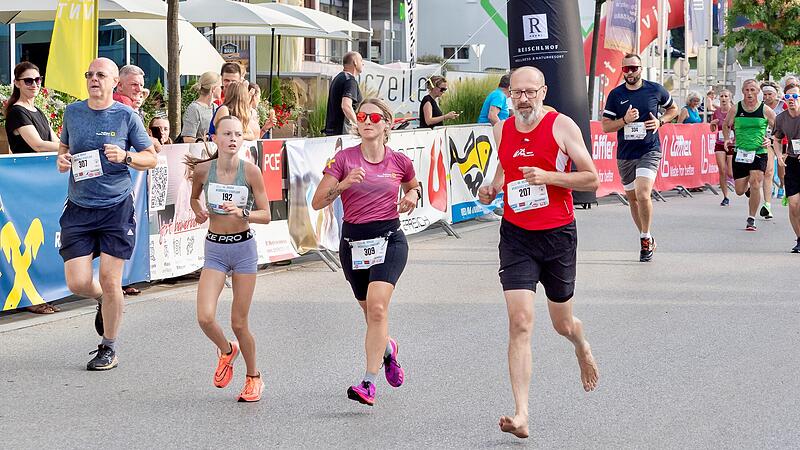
[4,62,61,313]
[418,75,459,129]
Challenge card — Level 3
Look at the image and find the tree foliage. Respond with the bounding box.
[723,1,800,80]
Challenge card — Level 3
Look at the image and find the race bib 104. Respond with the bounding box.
[623,122,646,140]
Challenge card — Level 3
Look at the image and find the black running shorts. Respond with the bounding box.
[732,152,768,180]
[785,156,800,197]
[498,219,577,302]
[59,195,136,262]
[339,219,408,301]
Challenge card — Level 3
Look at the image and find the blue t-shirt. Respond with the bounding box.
[603,80,674,159]
[478,88,509,124]
[60,101,152,208]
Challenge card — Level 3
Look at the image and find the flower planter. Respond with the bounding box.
[0,124,10,154]
[271,120,296,139]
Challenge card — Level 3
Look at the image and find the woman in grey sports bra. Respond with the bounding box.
[185,115,271,402]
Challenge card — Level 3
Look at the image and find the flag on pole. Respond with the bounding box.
[685,0,709,58]
[404,0,418,67]
[46,0,98,99]
[604,0,639,54]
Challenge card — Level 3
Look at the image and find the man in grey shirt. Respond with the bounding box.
[772,84,800,252]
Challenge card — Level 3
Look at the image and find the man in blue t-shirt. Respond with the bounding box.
[601,53,678,263]
[478,74,511,125]
[56,57,156,371]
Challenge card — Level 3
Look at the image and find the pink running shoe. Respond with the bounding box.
[383,338,405,388]
[347,381,375,406]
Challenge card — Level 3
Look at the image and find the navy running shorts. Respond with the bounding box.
[59,195,136,262]
[498,219,577,303]
[339,219,408,302]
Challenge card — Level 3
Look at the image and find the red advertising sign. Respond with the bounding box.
[261,140,284,201]
[590,121,719,198]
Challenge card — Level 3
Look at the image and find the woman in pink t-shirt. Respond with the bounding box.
[711,89,734,206]
[312,98,421,406]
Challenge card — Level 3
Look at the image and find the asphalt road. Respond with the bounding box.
[1,191,799,449]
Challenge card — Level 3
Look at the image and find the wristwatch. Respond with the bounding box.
[125,151,133,165]
[241,208,251,220]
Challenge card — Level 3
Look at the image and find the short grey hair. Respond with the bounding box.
[119,64,145,79]
[686,91,701,103]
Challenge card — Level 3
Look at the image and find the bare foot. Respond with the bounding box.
[498,415,529,438]
[576,342,599,392]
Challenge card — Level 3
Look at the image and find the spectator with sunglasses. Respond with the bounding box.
[419,76,459,129]
[312,98,419,407]
[601,53,678,262]
[772,85,800,252]
[4,62,59,155]
[3,61,62,314]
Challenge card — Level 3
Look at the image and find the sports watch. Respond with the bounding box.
[125,152,133,165]
[241,208,251,220]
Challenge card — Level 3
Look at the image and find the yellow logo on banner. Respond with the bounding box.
[46,0,99,99]
[1,219,45,311]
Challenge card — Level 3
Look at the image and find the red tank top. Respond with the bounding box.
[499,113,574,230]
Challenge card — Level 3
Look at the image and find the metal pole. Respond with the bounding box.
[368,0,373,61]
[277,35,282,89]
[249,35,256,84]
[658,0,664,85]
[9,24,15,77]
[390,0,394,61]
[268,28,275,105]
[347,0,353,52]
[125,30,131,66]
[587,0,604,112]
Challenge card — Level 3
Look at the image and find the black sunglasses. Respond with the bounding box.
[17,76,43,86]
[438,86,447,92]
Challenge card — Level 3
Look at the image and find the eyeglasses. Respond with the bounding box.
[509,87,545,99]
[356,112,385,124]
[785,93,799,100]
[438,86,447,92]
[84,71,110,80]
[17,76,43,86]
[621,65,641,74]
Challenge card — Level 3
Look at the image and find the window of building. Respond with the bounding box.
[0,25,9,84]
[442,46,469,61]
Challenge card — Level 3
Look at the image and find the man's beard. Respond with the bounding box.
[516,103,543,125]
[625,74,640,86]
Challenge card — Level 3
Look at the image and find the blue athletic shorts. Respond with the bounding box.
[203,229,258,274]
[59,195,136,262]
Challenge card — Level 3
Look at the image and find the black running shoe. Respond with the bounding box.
[745,217,757,231]
[639,237,656,262]
[86,345,117,371]
[95,302,104,337]
[759,204,770,218]
[792,241,800,253]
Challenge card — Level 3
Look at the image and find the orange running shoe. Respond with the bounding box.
[213,341,239,388]
[237,373,264,402]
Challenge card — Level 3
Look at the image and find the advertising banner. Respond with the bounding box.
[286,135,357,253]
[507,0,596,205]
[590,122,718,197]
[388,129,451,234]
[589,121,625,197]
[446,125,502,223]
[148,144,208,280]
[1,154,149,310]
[358,61,441,117]
[655,123,717,191]
[604,0,639,54]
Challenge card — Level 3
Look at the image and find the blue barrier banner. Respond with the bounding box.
[123,169,150,284]
[0,154,149,311]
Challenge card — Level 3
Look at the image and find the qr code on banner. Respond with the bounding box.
[149,157,169,211]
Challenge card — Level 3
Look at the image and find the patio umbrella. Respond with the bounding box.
[256,3,368,34]
[0,0,167,23]
[115,19,225,76]
[179,0,314,47]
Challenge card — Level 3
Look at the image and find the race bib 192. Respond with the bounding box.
[207,182,249,214]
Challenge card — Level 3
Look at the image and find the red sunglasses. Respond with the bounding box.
[621,65,641,74]
[356,112,385,124]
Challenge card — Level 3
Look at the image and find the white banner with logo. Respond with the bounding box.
[358,61,441,117]
[388,128,452,234]
[149,142,298,279]
[285,129,451,254]
[445,125,502,223]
